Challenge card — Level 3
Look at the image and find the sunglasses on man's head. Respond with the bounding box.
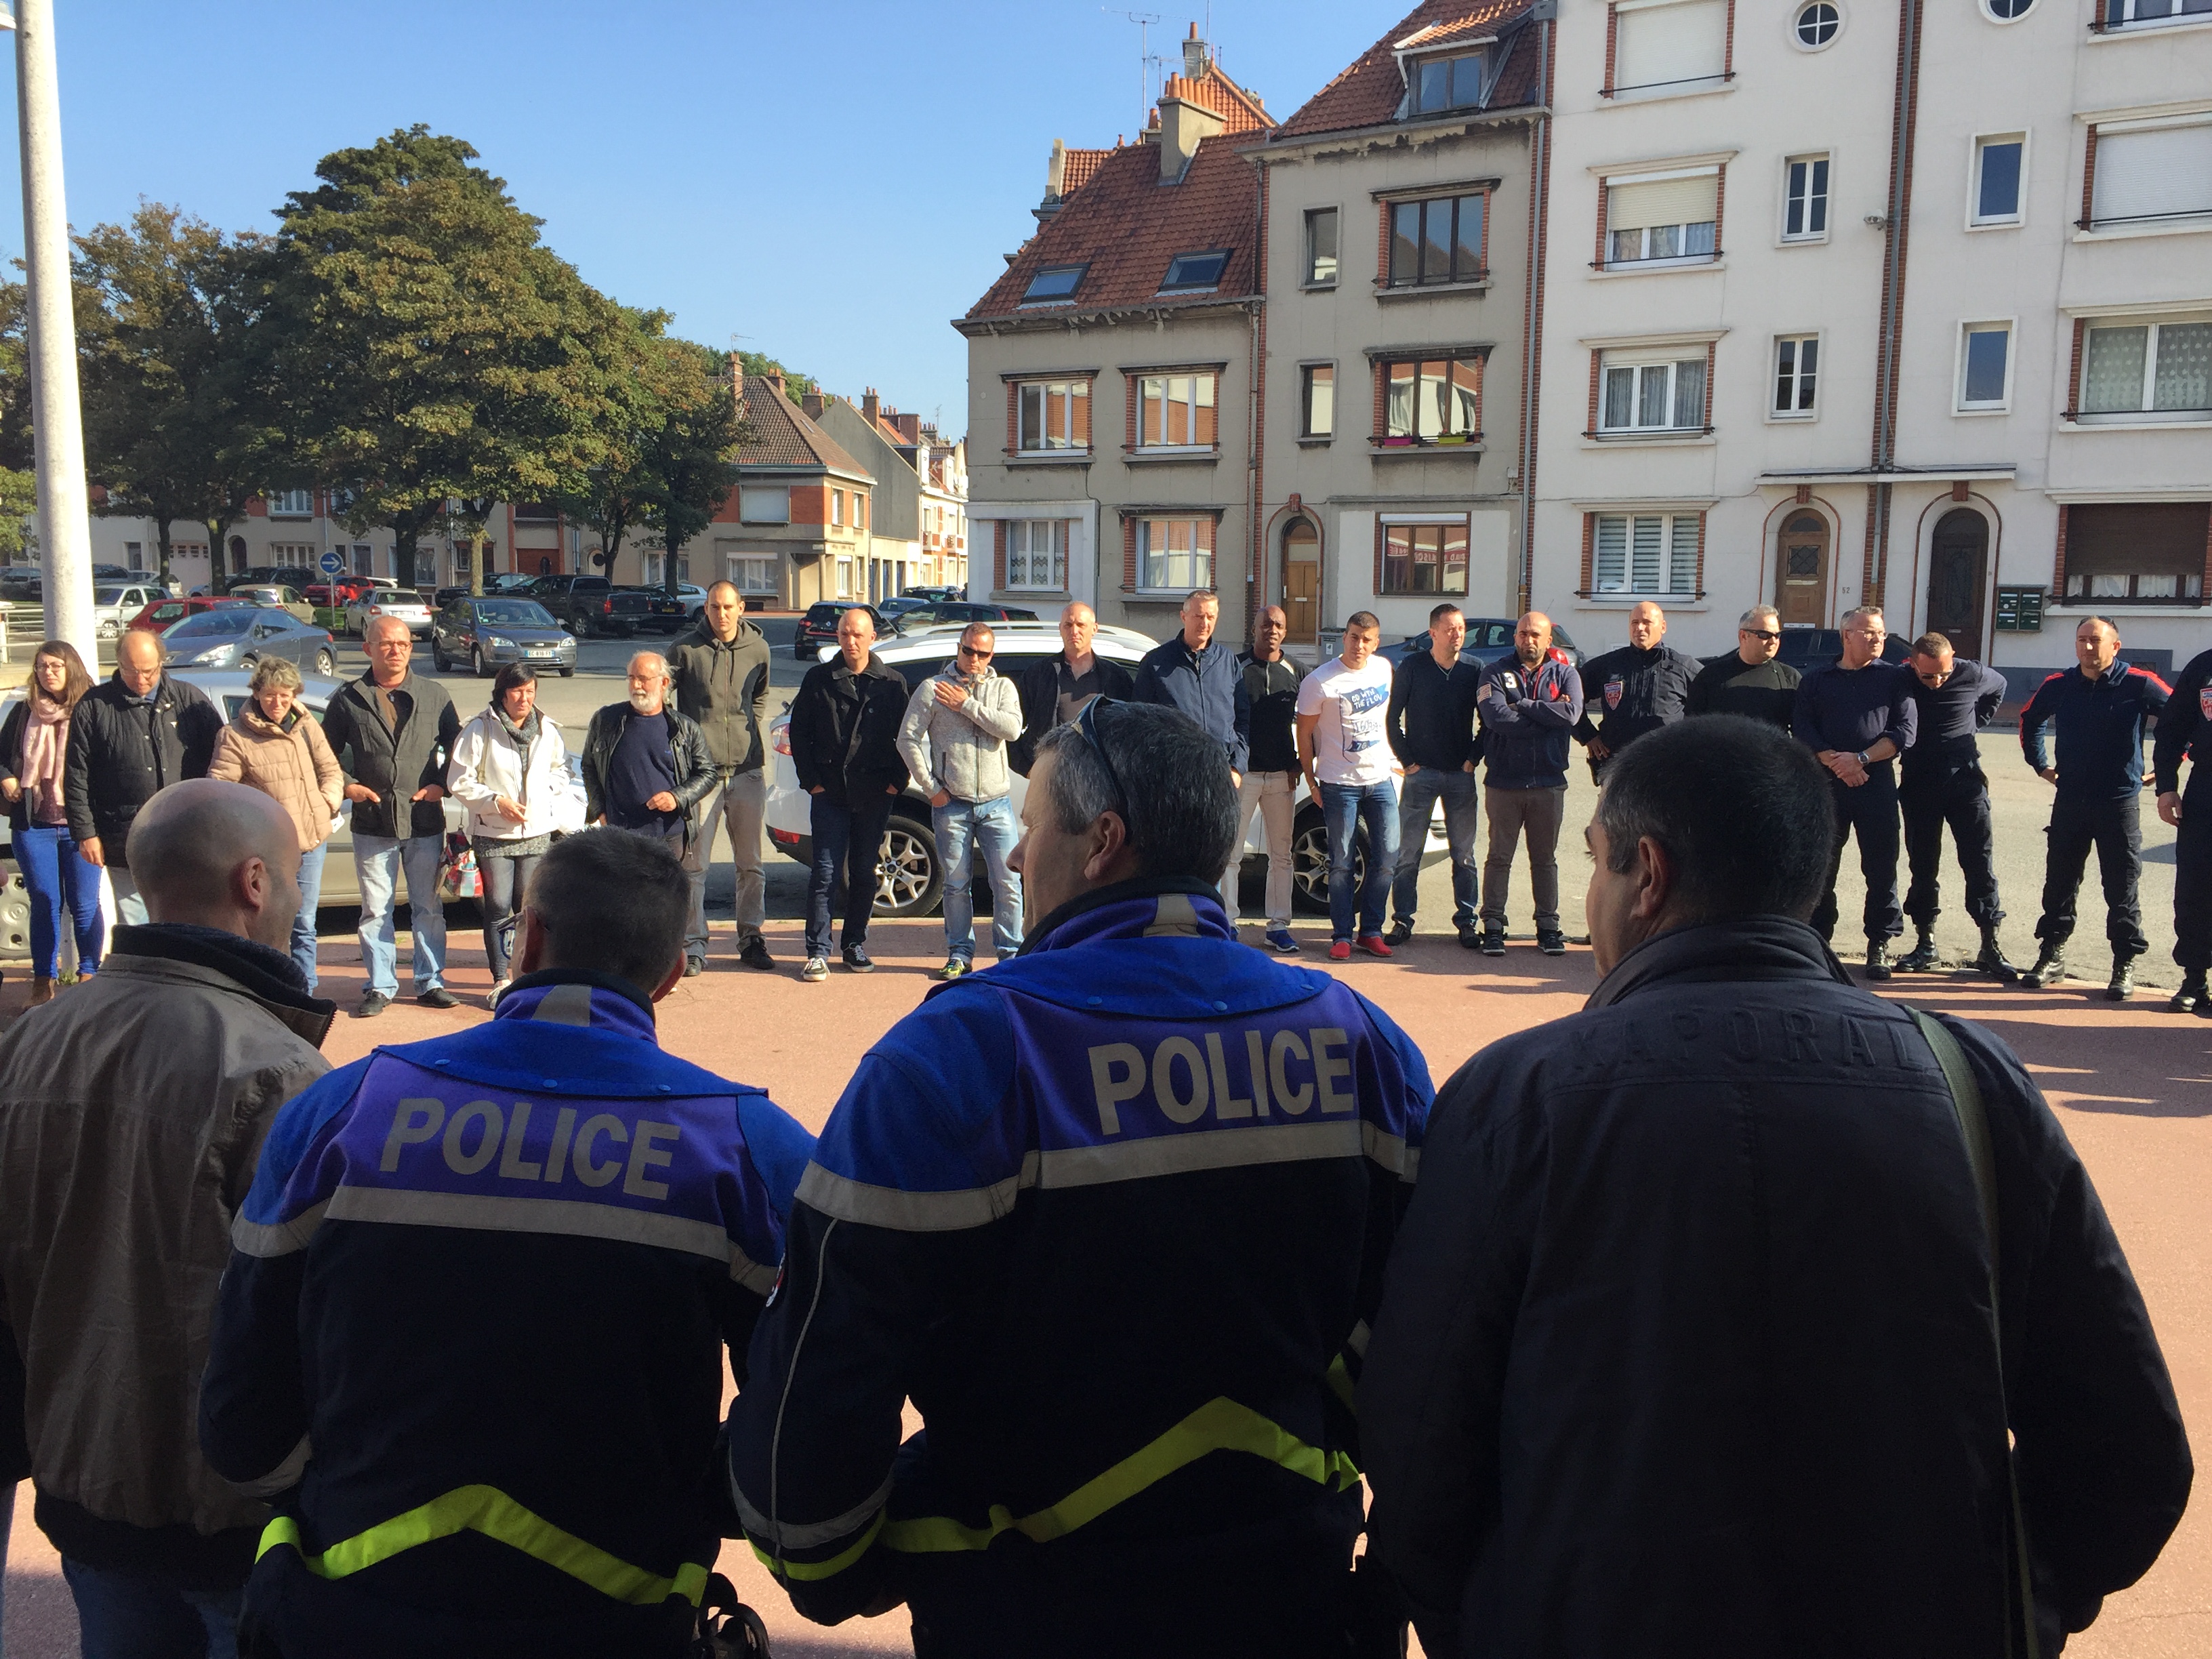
[1076,695,1130,814]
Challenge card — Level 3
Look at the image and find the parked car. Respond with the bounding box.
[344,588,435,638]
[223,565,315,594]
[892,600,1041,630]
[1774,626,1912,670]
[877,596,931,625]
[765,621,1451,918]
[1,564,137,604]
[127,595,250,632]
[1376,616,1585,674]
[227,583,316,623]
[792,600,891,659]
[0,566,40,600]
[900,586,963,603]
[484,572,542,595]
[524,573,616,634]
[430,596,578,678]
[90,583,168,638]
[161,607,340,678]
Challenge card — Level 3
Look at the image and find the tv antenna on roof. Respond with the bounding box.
[1105,9,1165,129]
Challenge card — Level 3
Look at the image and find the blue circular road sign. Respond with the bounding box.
[319,552,344,574]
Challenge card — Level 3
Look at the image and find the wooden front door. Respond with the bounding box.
[1927,508,1989,662]
[1282,520,1320,646]
[1776,512,1829,627]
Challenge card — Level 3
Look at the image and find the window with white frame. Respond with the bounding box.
[2098,0,2210,30]
[1381,356,1483,444]
[1015,379,1092,451]
[1774,335,1820,416]
[267,543,318,565]
[1598,352,1709,433]
[1380,518,1470,594]
[125,541,144,570]
[352,544,373,576]
[1985,0,2036,18]
[266,489,313,518]
[1608,0,1730,97]
[1303,364,1334,437]
[2087,119,2212,230]
[1605,170,1720,266]
[731,556,777,594]
[830,489,844,527]
[836,558,855,598]
[1005,520,1069,590]
[1592,513,1702,595]
[2078,315,2212,420]
[1305,208,1339,285]
[1136,517,1213,591]
[739,487,790,525]
[1138,373,1219,449]
[1957,323,2013,411]
[1972,135,2026,226]
[1794,2,1841,46]
[1784,155,1829,241]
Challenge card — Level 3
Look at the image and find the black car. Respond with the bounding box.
[1377,616,1584,673]
[1,562,140,602]
[893,601,1042,632]
[224,565,316,594]
[1774,627,1912,671]
[794,600,891,659]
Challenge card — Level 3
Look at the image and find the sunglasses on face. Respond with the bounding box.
[1742,630,1781,642]
[958,644,993,659]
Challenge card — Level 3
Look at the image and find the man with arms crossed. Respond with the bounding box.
[1233,604,1303,953]
[1474,613,1584,958]
[1385,603,1482,948]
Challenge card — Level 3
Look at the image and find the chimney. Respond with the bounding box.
[800,390,827,420]
[766,367,787,397]
[1157,73,1225,183]
[862,387,880,424]
[1049,138,1067,200]
[1183,21,1208,81]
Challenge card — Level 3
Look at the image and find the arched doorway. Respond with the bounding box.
[1281,518,1319,647]
[1927,508,1989,661]
[1775,511,1829,627]
[227,535,248,580]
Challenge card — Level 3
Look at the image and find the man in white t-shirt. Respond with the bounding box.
[1297,611,1400,961]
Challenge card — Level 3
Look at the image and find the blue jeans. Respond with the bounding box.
[1391,767,1481,930]
[937,795,1023,962]
[806,793,893,958]
[15,824,104,977]
[352,833,447,995]
[1320,779,1399,942]
[60,1557,242,1659]
[291,840,329,991]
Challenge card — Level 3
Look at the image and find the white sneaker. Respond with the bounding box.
[487,979,510,1009]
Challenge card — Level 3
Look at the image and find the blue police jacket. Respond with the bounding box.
[727,878,1433,1655]
[2020,657,2171,802]
[1477,650,1584,790]
[199,972,815,1659]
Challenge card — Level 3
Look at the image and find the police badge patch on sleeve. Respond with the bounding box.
[1604,678,1624,710]
[2200,686,2212,720]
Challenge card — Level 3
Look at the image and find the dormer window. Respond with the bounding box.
[1160,249,1231,293]
[1021,264,1087,304]
[1407,50,1489,115]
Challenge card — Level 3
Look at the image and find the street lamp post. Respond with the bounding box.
[3,0,96,661]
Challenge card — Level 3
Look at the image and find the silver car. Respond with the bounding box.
[91,583,167,638]
[430,596,579,678]
[344,590,434,638]
[162,607,340,678]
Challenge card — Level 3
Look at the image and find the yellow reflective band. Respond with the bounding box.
[749,1506,887,1582]
[1326,1353,1357,1416]
[256,1487,709,1607]
[882,1396,1361,1555]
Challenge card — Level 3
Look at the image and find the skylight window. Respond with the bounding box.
[1160,249,1230,291]
[1022,264,1086,304]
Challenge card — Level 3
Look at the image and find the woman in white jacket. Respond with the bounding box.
[446,664,583,1004]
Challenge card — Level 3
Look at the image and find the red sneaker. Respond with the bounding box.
[1328,939,1352,961]
[1357,935,1394,958]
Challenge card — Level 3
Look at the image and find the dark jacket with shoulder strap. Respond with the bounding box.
[1361,917,2192,1659]
[320,672,462,840]
[1011,653,1134,777]
[579,704,716,849]
[62,672,223,862]
[1131,635,1251,775]
[668,619,773,775]
[787,653,910,806]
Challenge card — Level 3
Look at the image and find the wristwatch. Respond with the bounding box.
[1855,750,1870,766]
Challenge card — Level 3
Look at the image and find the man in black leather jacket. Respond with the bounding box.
[581,651,715,858]
[1363,714,2191,1659]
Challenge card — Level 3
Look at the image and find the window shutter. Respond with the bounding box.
[1612,0,1727,91]
[994,520,1007,590]
[2064,502,2210,575]
[1606,173,1719,231]
[1594,515,1629,591]
[2091,124,2212,224]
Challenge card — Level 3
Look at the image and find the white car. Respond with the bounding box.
[91,583,165,638]
[763,622,1450,918]
[344,591,434,638]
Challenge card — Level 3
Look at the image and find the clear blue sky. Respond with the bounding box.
[0,0,1397,441]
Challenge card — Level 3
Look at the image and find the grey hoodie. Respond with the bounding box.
[897,665,1023,804]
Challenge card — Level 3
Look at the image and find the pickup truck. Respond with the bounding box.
[525,575,684,638]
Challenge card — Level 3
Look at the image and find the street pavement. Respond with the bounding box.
[1,628,2203,1656]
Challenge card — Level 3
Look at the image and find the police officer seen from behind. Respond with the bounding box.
[1685,605,1801,731]
[1010,601,1132,777]
[1385,602,1483,947]
[1570,599,1697,782]
[1233,604,1303,952]
[200,828,816,1659]
[729,699,1433,1659]
[2018,616,2171,999]
[1792,606,1917,979]
[1897,632,2018,978]
[1475,613,1584,957]
[1359,716,2192,1657]
[2152,641,2212,1015]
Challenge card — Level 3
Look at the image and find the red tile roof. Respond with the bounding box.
[1061,146,1113,197]
[738,375,872,480]
[965,135,1261,324]
[1159,62,1273,135]
[1272,0,1540,140]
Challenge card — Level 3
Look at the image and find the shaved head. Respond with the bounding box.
[126,779,304,953]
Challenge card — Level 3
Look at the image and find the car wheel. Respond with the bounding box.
[1290,804,1365,917]
[314,649,337,678]
[432,646,450,672]
[558,666,574,678]
[472,647,489,678]
[872,815,942,918]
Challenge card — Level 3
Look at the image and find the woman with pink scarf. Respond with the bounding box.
[0,640,103,1002]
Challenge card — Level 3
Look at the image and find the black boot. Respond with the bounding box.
[1972,924,2019,982]
[1896,928,1939,972]
[2107,956,2137,1002]
[1864,940,1893,981]
[2169,970,2209,1013]
[2022,943,2067,989]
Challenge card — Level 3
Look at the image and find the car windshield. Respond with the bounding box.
[168,611,255,639]
[475,601,555,627]
[94,588,125,603]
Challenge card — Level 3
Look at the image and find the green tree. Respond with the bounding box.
[268,125,627,588]
[638,340,743,594]
[0,279,36,557]
[548,307,680,581]
[73,205,274,586]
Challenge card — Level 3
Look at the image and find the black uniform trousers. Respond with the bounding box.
[1813,766,1904,945]
[2175,768,2212,972]
[2036,794,2148,957]
[1900,764,2003,929]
